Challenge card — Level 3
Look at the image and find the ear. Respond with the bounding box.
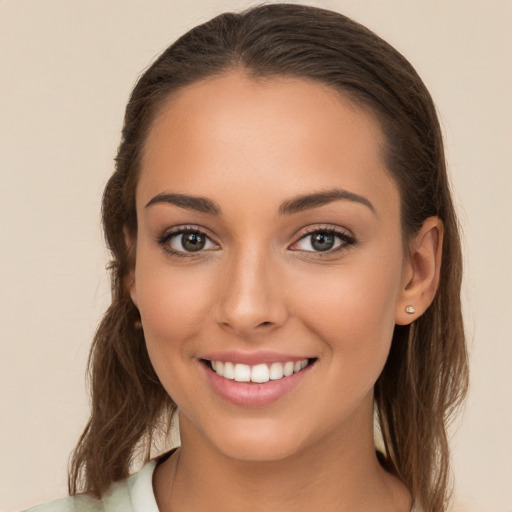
[123,225,138,308]
[395,217,444,325]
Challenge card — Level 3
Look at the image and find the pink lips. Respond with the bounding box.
[201,350,309,365]
[199,351,314,407]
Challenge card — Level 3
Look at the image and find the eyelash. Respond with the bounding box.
[157,226,217,259]
[157,225,356,258]
[291,226,356,255]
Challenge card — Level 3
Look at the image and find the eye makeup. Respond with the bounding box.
[289,226,356,255]
[156,225,219,258]
[156,223,356,260]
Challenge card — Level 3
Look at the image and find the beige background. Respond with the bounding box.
[1,0,511,510]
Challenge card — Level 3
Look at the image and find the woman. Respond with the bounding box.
[25,3,468,512]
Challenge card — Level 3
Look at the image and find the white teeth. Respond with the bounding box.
[251,364,270,383]
[234,363,251,382]
[210,358,310,382]
[283,361,294,377]
[269,362,284,380]
[223,361,235,379]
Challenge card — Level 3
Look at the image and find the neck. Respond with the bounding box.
[153,400,411,512]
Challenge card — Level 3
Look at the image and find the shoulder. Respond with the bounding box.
[21,459,158,512]
[21,493,103,512]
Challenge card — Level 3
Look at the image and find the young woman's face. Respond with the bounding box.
[130,72,411,461]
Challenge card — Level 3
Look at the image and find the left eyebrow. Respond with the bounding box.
[278,188,376,216]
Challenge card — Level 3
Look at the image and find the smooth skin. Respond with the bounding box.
[128,72,443,512]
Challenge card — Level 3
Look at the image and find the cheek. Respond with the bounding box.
[133,251,217,404]
[292,254,403,368]
[134,252,214,352]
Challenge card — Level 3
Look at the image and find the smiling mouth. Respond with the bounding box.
[202,358,316,383]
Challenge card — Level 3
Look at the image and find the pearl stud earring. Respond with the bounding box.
[405,305,415,314]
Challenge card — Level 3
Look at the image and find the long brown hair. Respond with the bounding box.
[69,4,468,511]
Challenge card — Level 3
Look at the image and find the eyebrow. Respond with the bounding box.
[145,188,375,216]
[278,188,376,215]
[145,193,221,214]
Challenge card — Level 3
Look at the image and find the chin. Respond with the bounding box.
[207,416,315,463]
[220,436,301,463]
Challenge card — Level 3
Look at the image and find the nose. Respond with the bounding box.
[213,247,289,337]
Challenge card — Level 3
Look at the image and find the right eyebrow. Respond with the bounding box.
[145,193,221,215]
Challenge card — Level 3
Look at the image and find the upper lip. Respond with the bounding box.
[199,350,313,365]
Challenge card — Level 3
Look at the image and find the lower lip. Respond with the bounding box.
[201,361,313,407]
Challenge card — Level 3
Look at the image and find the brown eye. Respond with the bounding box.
[291,228,355,253]
[180,232,206,252]
[159,228,218,255]
[310,232,335,251]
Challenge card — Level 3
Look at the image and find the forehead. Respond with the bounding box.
[138,72,399,218]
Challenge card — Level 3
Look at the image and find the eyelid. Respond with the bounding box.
[289,225,356,253]
[156,223,355,258]
[157,225,220,256]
